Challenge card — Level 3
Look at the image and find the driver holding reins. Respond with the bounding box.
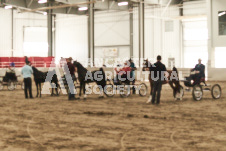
[190,58,205,85]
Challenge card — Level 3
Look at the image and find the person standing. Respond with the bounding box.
[64,57,77,100]
[149,55,167,105]
[21,61,33,99]
[129,58,137,94]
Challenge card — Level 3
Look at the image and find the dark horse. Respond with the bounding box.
[32,66,59,97]
[73,61,107,99]
[143,59,182,101]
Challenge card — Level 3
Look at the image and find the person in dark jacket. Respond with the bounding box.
[64,57,77,100]
[149,55,167,105]
[129,58,137,94]
[190,58,205,85]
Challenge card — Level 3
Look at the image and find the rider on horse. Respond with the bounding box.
[190,58,205,85]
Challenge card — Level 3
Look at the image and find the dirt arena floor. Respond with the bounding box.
[0,81,226,151]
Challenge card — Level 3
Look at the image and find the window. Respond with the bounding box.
[165,21,174,32]
[215,47,226,68]
[218,11,226,35]
[23,27,48,57]
[183,19,208,68]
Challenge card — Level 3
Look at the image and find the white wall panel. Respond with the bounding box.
[55,14,88,64]
[94,11,130,60]
[143,6,181,67]
[183,0,206,16]
[0,8,12,57]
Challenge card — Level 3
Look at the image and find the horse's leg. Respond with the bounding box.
[39,83,42,97]
[99,85,104,98]
[51,83,54,96]
[36,82,39,97]
[55,82,59,96]
[79,82,82,99]
[168,81,176,100]
[150,81,153,95]
[147,79,153,103]
[174,80,182,100]
[83,83,87,99]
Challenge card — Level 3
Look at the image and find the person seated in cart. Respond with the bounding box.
[7,62,15,73]
[114,61,131,84]
[190,58,205,85]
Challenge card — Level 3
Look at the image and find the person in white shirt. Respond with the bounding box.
[21,61,33,99]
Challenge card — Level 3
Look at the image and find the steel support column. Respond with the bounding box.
[130,11,133,58]
[207,0,213,69]
[88,0,94,66]
[48,5,53,57]
[11,9,14,57]
[138,0,144,66]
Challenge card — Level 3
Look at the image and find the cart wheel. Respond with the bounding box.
[139,83,147,97]
[211,84,221,99]
[8,81,16,91]
[0,82,3,90]
[21,82,24,90]
[192,85,203,101]
[104,84,115,97]
[120,84,130,98]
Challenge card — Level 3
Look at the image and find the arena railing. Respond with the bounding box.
[0,61,55,68]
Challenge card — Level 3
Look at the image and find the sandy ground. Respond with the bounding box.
[0,81,226,151]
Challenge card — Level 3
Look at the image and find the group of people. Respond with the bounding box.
[19,56,205,104]
[20,58,77,100]
[146,56,205,105]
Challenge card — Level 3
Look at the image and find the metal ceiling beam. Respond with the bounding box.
[3,0,46,10]
[3,0,27,8]
[21,1,95,13]
[52,7,88,15]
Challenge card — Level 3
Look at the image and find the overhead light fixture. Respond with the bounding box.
[118,1,128,6]
[43,12,47,15]
[38,0,47,4]
[4,5,13,9]
[218,12,226,17]
[78,7,88,11]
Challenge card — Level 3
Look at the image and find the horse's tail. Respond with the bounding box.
[172,66,178,73]
[172,66,179,78]
[99,67,105,80]
[172,66,181,91]
[98,68,106,88]
[99,67,104,72]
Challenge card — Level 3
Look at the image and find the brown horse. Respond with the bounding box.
[142,59,183,101]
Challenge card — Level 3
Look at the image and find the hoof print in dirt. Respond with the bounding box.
[144,115,149,118]
[127,114,134,118]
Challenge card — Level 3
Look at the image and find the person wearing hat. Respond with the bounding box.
[21,61,33,99]
[7,62,15,73]
[190,58,205,85]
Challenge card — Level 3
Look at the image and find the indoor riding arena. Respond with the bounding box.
[1,0,226,151]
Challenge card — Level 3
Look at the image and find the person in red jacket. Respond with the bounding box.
[114,61,131,83]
